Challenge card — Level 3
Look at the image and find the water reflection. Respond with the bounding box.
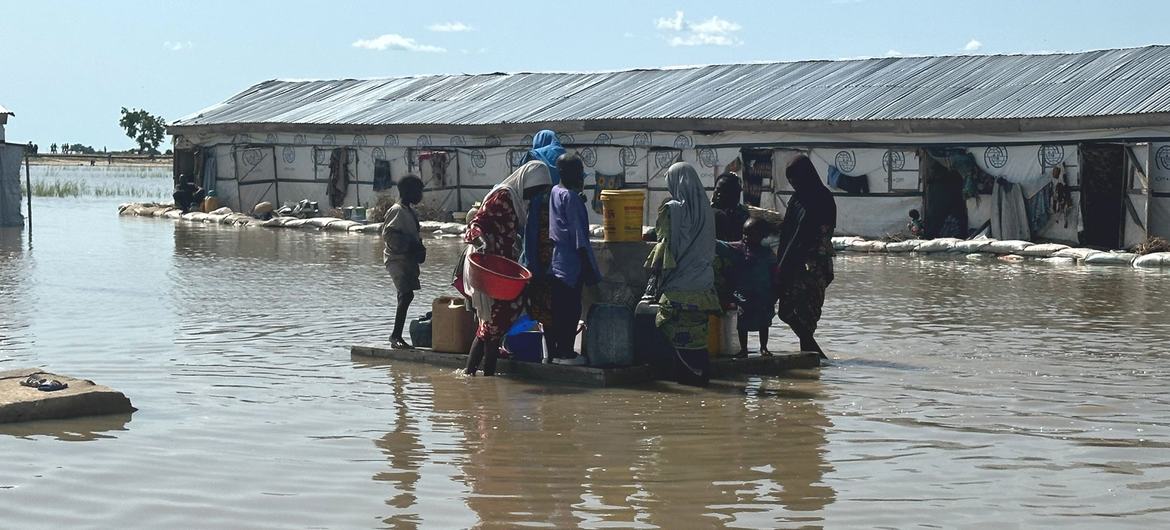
[0,413,132,442]
[367,363,835,527]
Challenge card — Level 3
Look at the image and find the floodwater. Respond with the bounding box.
[2,176,1170,528]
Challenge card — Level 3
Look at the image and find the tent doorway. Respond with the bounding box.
[920,155,968,238]
[1079,143,1126,249]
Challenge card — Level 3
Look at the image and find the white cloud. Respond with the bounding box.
[655,11,684,31]
[964,39,983,52]
[352,34,445,53]
[427,21,473,32]
[655,11,742,47]
[885,49,903,57]
[163,41,192,51]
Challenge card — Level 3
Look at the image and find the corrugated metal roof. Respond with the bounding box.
[172,46,1170,131]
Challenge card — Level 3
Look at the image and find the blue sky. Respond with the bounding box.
[3,0,1168,150]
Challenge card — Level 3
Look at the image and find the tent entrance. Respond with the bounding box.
[920,155,968,239]
[233,145,278,211]
[1079,143,1126,249]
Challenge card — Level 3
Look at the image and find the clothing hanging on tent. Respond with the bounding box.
[827,165,869,194]
[992,178,1030,241]
[1026,182,1054,235]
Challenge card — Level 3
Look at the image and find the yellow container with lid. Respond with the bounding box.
[599,189,646,242]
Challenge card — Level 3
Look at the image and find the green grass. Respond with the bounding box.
[22,165,172,199]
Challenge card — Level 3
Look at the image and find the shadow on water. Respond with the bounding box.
[0,413,132,442]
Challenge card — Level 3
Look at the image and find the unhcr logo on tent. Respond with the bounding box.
[984,146,1009,168]
[1158,145,1170,171]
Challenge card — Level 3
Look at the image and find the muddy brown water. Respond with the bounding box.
[2,196,1169,528]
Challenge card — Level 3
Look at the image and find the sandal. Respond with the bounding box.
[20,375,46,388]
[37,379,68,392]
[389,337,411,349]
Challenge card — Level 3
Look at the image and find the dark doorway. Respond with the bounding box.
[1079,143,1125,249]
[920,155,968,239]
[173,148,196,187]
[740,148,773,207]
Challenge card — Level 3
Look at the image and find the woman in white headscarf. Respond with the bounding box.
[644,162,720,386]
[459,161,552,376]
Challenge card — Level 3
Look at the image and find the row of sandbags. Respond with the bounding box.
[831,236,1170,267]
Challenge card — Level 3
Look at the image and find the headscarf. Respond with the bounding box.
[490,160,551,229]
[528,130,565,185]
[661,162,715,292]
[786,155,836,229]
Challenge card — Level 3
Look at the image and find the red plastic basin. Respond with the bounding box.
[467,253,532,301]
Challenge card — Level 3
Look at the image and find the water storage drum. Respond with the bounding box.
[584,303,635,367]
[600,189,646,242]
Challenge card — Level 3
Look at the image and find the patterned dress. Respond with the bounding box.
[646,204,721,350]
[776,223,834,336]
[523,192,555,329]
[463,189,526,341]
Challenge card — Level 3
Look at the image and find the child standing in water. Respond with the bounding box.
[382,175,426,348]
[732,217,778,356]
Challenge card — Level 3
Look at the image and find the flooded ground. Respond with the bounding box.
[2,179,1170,527]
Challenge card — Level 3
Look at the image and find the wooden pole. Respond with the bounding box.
[23,153,32,238]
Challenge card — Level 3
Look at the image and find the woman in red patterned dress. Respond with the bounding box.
[460,161,552,375]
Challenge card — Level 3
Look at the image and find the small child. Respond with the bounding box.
[907,209,925,238]
[731,217,778,357]
[382,175,426,348]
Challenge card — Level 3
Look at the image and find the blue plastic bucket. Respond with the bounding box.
[505,331,544,363]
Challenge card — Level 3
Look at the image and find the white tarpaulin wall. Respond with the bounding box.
[1149,142,1170,239]
[1123,144,1150,248]
[967,145,1083,243]
[771,148,924,237]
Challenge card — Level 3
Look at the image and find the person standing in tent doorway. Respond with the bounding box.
[645,162,720,386]
[547,153,600,365]
[459,161,553,376]
[775,155,836,359]
[519,130,565,357]
[382,175,426,349]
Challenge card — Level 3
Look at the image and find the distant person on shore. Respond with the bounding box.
[775,156,836,359]
[382,175,426,349]
[172,174,205,213]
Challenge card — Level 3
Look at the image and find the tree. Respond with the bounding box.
[118,107,167,155]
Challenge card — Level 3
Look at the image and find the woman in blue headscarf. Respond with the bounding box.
[521,130,567,355]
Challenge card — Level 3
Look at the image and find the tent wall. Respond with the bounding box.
[177,129,1170,242]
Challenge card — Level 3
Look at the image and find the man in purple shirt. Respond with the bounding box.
[548,153,600,364]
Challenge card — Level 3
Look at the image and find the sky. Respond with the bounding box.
[3,0,1169,150]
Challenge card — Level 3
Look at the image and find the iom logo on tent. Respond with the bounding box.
[470,150,487,168]
[266,133,279,144]
[1038,145,1065,167]
[372,147,386,161]
[293,134,306,145]
[673,135,693,150]
[620,147,638,167]
[632,133,651,148]
[383,135,399,147]
[580,147,598,168]
[882,150,905,172]
[485,135,502,147]
[594,133,613,145]
[450,135,467,147]
[834,150,856,173]
[1158,145,1170,171]
[322,134,336,146]
[654,151,677,169]
[282,146,295,164]
[557,133,574,145]
[984,146,1008,168]
[416,135,432,147]
[698,148,718,168]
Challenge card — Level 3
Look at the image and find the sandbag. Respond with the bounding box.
[832,236,863,251]
[1038,256,1078,265]
[305,217,339,228]
[222,213,251,225]
[182,212,209,222]
[204,213,228,224]
[209,206,233,215]
[885,240,922,253]
[952,239,992,253]
[326,220,362,232]
[1084,252,1137,266]
[983,240,1032,255]
[259,217,288,227]
[440,222,465,235]
[1053,247,1102,261]
[162,209,182,219]
[1133,252,1170,268]
[349,223,384,233]
[1018,243,1070,257]
[284,218,311,228]
[916,238,961,253]
[845,239,879,252]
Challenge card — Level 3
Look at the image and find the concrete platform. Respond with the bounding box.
[351,345,654,387]
[0,368,136,424]
[351,344,819,386]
